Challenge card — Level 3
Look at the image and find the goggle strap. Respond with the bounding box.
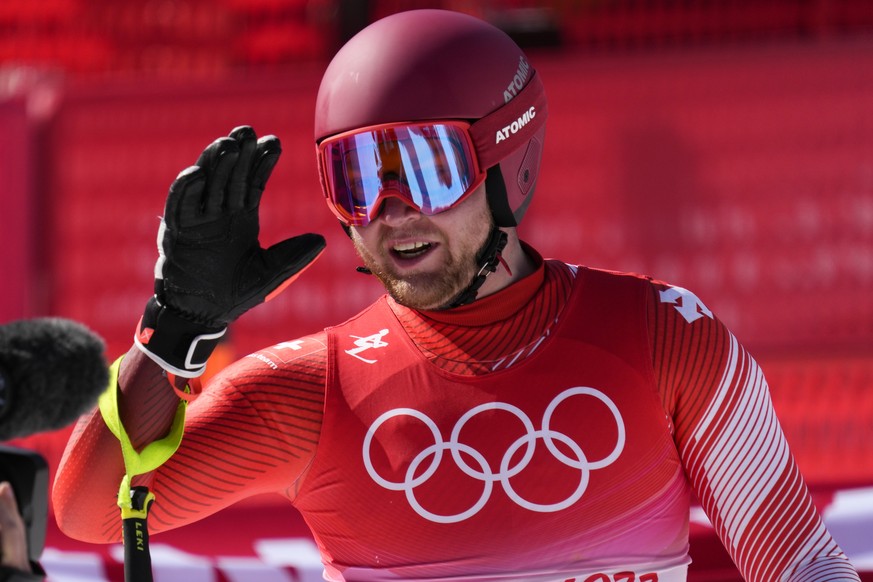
[469,71,548,170]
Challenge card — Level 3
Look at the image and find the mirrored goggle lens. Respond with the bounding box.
[320,123,481,226]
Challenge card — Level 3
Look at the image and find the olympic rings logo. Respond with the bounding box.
[362,387,625,524]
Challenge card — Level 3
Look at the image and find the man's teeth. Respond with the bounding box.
[393,242,431,256]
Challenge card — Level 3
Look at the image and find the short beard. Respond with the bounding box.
[351,213,495,311]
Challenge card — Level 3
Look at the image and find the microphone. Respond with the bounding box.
[0,317,109,441]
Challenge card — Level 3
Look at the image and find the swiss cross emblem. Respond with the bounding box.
[274,340,305,352]
[659,286,713,324]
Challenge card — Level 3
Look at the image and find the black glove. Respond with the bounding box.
[135,126,326,377]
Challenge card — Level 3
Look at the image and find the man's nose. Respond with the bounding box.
[375,194,420,225]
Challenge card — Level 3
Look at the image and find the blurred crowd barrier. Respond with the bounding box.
[2,0,873,77]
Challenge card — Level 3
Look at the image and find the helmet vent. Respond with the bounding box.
[517,137,542,196]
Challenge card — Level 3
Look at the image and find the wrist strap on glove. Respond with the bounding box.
[133,297,226,378]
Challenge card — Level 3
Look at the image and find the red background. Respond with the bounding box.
[2,1,872,579]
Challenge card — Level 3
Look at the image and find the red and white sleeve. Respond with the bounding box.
[647,283,860,582]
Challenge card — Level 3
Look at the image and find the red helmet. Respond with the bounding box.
[314,9,548,227]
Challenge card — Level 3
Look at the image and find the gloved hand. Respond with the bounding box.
[135,126,326,377]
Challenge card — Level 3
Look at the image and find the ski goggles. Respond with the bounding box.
[317,71,548,227]
[318,121,485,227]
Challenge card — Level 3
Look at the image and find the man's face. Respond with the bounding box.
[349,183,492,310]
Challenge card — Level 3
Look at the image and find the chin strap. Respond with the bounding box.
[352,226,508,309]
[441,226,508,309]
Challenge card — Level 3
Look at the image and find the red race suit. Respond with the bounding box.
[53,247,860,582]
